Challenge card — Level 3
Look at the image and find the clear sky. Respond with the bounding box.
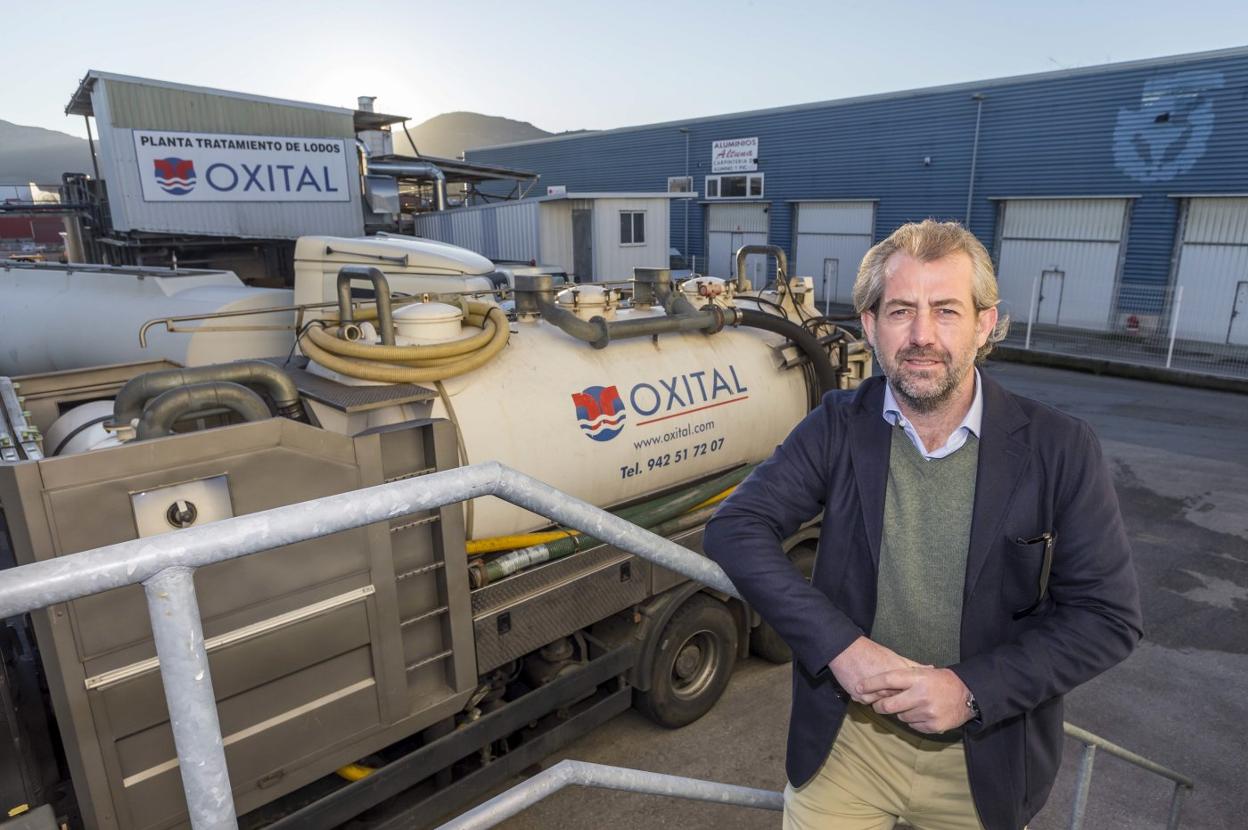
[3,0,1245,138]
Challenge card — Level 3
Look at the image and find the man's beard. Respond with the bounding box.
[877,345,973,414]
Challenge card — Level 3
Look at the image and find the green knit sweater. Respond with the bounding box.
[871,427,980,669]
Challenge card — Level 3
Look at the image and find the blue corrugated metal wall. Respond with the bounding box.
[468,49,1248,294]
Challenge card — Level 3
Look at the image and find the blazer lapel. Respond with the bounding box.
[847,378,893,569]
[963,375,1031,604]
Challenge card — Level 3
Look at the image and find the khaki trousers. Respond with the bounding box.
[783,703,984,830]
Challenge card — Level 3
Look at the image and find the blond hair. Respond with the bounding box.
[853,219,1009,360]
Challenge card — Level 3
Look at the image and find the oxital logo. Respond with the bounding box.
[572,385,627,442]
[154,157,197,195]
[571,366,751,443]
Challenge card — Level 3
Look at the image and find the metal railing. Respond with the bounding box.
[0,461,740,830]
[1005,277,1248,380]
[435,760,783,830]
[0,461,1194,830]
[1063,723,1194,830]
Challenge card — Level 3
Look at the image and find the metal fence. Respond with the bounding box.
[1004,277,1248,380]
[0,462,738,830]
[0,461,1195,830]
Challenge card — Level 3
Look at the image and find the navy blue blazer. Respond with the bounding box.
[704,374,1142,830]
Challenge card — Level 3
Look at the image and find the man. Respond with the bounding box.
[703,220,1142,830]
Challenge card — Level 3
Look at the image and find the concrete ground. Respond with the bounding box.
[472,362,1248,830]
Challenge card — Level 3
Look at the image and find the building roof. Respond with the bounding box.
[65,70,406,132]
[470,45,1248,152]
[371,154,538,185]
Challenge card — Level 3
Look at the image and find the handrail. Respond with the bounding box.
[436,760,783,830]
[0,462,741,829]
[0,461,1193,829]
[1063,723,1194,830]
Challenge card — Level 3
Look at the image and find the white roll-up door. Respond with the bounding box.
[706,203,768,283]
[995,198,1130,331]
[1173,197,1248,346]
[793,201,875,308]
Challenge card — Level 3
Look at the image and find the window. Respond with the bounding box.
[704,173,764,200]
[667,176,693,193]
[620,211,646,245]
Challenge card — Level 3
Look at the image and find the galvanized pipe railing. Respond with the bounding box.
[435,760,784,830]
[0,462,1194,829]
[1063,723,1194,830]
[0,462,741,829]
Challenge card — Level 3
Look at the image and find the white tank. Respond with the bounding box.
[304,306,809,539]
[0,262,295,376]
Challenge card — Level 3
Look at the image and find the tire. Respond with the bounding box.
[635,594,738,728]
[749,544,817,664]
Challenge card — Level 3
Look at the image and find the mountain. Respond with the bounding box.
[0,120,93,185]
[391,112,555,159]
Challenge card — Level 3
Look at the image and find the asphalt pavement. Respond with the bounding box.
[475,361,1248,830]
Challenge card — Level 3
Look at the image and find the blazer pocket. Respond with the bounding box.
[1000,536,1049,616]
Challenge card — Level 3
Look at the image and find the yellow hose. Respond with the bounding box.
[336,763,375,782]
[300,303,509,383]
[465,485,741,556]
[691,485,736,511]
[466,528,581,554]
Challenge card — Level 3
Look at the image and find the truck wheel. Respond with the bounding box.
[635,594,738,728]
[749,544,816,664]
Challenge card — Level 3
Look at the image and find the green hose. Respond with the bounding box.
[478,465,754,585]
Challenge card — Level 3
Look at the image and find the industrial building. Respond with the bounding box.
[467,47,1248,348]
[60,71,536,281]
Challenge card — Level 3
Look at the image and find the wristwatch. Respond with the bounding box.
[965,691,982,723]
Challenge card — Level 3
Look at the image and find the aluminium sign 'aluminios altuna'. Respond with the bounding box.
[132,129,351,203]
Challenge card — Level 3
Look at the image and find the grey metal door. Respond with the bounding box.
[822,258,840,313]
[572,209,593,282]
[1037,269,1065,326]
[1228,281,1248,345]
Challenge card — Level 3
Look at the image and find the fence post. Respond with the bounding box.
[1025,273,1040,351]
[144,567,238,829]
[1166,286,1184,369]
[1068,743,1097,830]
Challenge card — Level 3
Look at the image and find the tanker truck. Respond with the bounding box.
[0,244,870,829]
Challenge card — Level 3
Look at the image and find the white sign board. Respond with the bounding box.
[132,130,351,203]
[711,137,759,173]
[546,185,568,196]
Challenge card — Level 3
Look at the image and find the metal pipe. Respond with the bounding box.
[534,300,609,348]
[83,115,101,182]
[1062,723,1194,788]
[965,94,985,225]
[1068,743,1096,830]
[733,244,787,292]
[679,127,691,264]
[113,361,303,427]
[336,265,396,345]
[367,161,447,211]
[436,759,783,830]
[536,298,735,351]
[143,567,237,829]
[1166,781,1189,830]
[136,381,272,440]
[0,462,739,621]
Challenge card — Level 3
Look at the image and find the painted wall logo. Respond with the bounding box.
[1113,71,1224,183]
[153,158,196,195]
[133,130,350,203]
[572,385,627,442]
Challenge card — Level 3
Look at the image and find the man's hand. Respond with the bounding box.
[828,637,924,703]
[859,667,974,733]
